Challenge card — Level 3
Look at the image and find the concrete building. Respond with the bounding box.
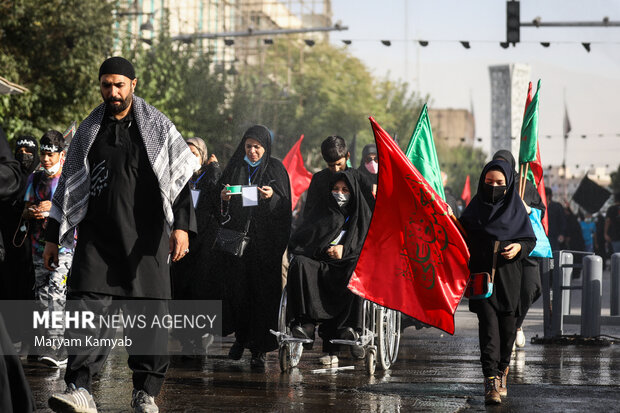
[489,64,531,157]
[428,108,475,148]
[116,1,333,70]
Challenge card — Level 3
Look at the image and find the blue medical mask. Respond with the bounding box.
[244,155,262,167]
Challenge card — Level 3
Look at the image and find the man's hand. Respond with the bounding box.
[169,229,189,262]
[501,243,522,260]
[326,245,343,260]
[43,242,59,271]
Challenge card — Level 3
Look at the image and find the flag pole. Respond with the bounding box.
[450,213,467,238]
[520,163,529,199]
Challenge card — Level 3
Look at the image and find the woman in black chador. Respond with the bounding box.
[460,160,535,405]
[213,125,291,368]
[171,138,222,355]
[287,169,371,366]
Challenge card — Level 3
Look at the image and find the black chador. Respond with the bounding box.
[287,169,372,344]
[210,125,291,354]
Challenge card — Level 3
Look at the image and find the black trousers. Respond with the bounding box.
[475,299,516,377]
[516,257,542,328]
[64,292,169,396]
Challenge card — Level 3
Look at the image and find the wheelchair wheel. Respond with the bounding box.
[365,347,376,375]
[377,307,401,370]
[277,287,303,372]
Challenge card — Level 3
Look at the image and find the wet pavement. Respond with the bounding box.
[25,269,620,412]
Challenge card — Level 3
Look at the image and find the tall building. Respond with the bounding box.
[115,1,333,70]
[488,64,531,157]
[428,108,475,148]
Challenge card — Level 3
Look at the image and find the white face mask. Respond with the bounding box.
[365,160,378,174]
[191,155,202,173]
[44,160,61,176]
[332,192,350,207]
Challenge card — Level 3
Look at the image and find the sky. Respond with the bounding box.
[329,0,620,172]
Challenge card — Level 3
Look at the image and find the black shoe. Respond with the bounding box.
[291,322,315,339]
[228,341,244,360]
[39,346,68,368]
[337,327,358,341]
[250,352,265,369]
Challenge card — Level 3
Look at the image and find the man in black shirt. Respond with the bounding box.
[45,57,195,413]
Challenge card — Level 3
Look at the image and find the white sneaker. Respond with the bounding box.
[515,328,526,348]
[318,354,338,366]
[48,384,98,413]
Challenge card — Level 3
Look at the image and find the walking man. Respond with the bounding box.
[45,57,195,413]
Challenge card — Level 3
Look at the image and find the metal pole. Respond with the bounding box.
[551,251,569,337]
[562,252,573,316]
[581,255,603,338]
[172,24,348,41]
[611,253,620,316]
[540,257,554,339]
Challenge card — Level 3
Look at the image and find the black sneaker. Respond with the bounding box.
[291,323,315,340]
[228,341,244,360]
[39,346,68,368]
[336,327,358,341]
[250,351,266,369]
[49,383,97,413]
[131,389,159,413]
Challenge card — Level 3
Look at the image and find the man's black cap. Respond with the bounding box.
[99,56,136,80]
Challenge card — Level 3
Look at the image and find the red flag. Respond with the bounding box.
[282,134,313,210]
[348,117,470,335]
[522,82,549,234]
[461,175,471,206]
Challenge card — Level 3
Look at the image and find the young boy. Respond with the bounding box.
[303,135,374,220]
[23,130,72,367]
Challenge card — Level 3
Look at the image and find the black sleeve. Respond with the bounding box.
[302,173,321,220]
[45,218,61,244]
[518,238,536,259]
[0,126,21,200]
[173,183,197,235]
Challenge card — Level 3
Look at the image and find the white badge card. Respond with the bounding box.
[242,185,259,207]
[191,189,201,208]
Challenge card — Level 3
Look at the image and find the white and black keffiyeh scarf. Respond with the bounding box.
[50,95,194,247]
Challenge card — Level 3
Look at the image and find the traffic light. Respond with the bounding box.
[506,1,520,45]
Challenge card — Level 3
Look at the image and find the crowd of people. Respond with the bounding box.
[1,56,620,411]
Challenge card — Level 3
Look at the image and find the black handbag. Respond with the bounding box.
[212,216,251,257]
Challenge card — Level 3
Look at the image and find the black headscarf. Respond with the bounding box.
[460,160,534,241]
[290,169,371,263]
[219,125,273,188]
[216,125,291,234]
[492,149,545,213]
[14,135,39,176]
[492,149,515,170]
[358,144,377,169]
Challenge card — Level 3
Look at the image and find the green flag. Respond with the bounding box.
[405,104,446,201]
[519,79,541,164]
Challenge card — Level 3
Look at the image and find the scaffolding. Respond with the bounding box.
[117,0,334,69]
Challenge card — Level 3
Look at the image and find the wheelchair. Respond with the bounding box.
[271,286,401,374]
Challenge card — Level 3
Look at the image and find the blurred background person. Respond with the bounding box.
[171,137,221,357]
[0,135,37,353]
[22,130,72,368]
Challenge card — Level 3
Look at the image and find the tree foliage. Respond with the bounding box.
[0,0,114,137]
[437,143,487,198]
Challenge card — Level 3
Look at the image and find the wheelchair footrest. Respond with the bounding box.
[269,329,313,344]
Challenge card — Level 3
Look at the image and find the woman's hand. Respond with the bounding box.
[220,185,232,201]
[501,243,522,260]
[258,185,273,200]
[326,245,343,260]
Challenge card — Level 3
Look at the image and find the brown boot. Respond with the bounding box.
[498,366,509,397]
[484,376,501,405]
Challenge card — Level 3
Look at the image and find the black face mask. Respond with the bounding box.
[15,152,34,170]
[482,183,507,204]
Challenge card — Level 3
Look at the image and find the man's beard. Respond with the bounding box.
[105,94,132,115]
